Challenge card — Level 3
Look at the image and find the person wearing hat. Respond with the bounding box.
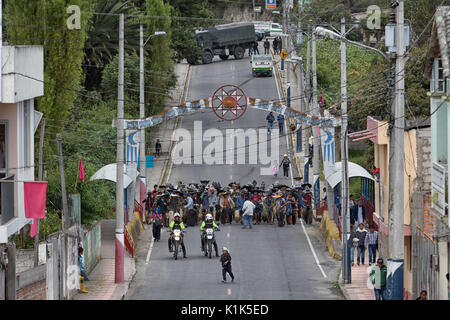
[302,184,313,224]
[220,247,234,283]
[156,191,169,227]
[235,191,245,224]
[274,192,287,227]
[219,191,235,224]
[279,154,291,178]
[168,212,187,258]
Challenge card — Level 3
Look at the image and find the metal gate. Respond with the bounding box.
[414,227,439,300]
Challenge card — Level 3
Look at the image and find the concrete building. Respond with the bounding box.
[0,45,44,243]
[424,5,450,301]
[350,116,433,299]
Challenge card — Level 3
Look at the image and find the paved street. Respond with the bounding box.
[125,48,343,300]
[165,44,294,186]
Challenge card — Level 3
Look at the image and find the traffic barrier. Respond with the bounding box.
[319,211,342,260]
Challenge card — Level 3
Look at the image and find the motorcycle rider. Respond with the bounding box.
[200,214,220,257]
[168,212,187,258]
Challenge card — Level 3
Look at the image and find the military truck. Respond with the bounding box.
[187,22,257,64]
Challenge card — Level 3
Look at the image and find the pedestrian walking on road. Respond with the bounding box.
[264,38,270,54]
[155,139,162,156]
[242,198,255,229]
[355,223,368,265]
[277,113,285,135]
[220,247,234,283]
[369,258,387,300]
[365,225,378,265]
[280,154,291,178]
[253,41,259,55]
[266,112,275,133]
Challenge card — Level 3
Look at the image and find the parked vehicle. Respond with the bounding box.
[251,54,273,77]
[252,21,283,37]
[188,22,257,64]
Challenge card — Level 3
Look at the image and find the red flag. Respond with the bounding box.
[24,182,47,237]
[78,157,85,182]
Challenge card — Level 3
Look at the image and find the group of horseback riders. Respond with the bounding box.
[143,179,315,238]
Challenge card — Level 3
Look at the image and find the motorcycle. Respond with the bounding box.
[201,227,219,259]
[169,229,184,260]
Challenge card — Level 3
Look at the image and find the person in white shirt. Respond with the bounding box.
[242,199,255,229]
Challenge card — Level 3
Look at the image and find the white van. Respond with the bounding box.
[252,21,283,38]
[251,54,273,77]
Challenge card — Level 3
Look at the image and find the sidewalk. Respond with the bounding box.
[73,220,135,300]
[339,250,376,300]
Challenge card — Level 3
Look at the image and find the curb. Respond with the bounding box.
[337,269,352,300]
[158,63,191,186]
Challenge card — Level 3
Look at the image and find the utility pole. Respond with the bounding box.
[282,0,287,72]
[56,134,69,230]
[34,119,46,267]
[387,0,405,300]
[340,17,350,283]
[56,133,69,300]
[252,0,256,20]
[312,29,320,209]
[115,13,125,284]
[303,24,311,183]
[139,24,146,191]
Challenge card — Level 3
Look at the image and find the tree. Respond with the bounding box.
[5,0,94,132]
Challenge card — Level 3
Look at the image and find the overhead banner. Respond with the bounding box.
[320,126,337,178]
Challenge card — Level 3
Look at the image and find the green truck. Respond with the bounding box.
[187,22,257,65]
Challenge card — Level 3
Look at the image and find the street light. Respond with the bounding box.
[140,29,166,193]
[314,26,389,61]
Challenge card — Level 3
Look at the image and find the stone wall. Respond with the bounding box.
[16,264,46,300]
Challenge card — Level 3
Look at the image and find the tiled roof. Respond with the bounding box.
[425,6,450,78]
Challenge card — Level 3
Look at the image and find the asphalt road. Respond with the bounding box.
[125,47,343,300]
[164,45,293,187]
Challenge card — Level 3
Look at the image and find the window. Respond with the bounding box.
[432,58,445,93]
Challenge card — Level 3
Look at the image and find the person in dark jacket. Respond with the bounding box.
[351,200,366,228]
[155,139,162,156]
[220,247,234,283]
[355,223,368,265]
[279,154,291,178]
[253,41,259,55]
[264,38,270,54]
[273,37,279,54]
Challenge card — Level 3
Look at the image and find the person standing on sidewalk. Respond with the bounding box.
[355,223,368,265]
[279,154,291,178]
[155,139,162,156]
[273,37,278,54]
[253,41,260,55]
[78,246,89,293]
[369,258,387,300]
[349,225,358,266]
[266,112,275,133]
[365,225,378,266]
[277,113,285,135]
[220,247,234,283]
[242,197,255,229]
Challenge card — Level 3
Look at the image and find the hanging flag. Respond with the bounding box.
[24,182,48,237]
[78,157,85,182]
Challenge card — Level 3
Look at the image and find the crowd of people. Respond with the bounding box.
[143,179,316,238]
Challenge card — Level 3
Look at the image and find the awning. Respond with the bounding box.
[325,161,374,189]
[89,163,134,189]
